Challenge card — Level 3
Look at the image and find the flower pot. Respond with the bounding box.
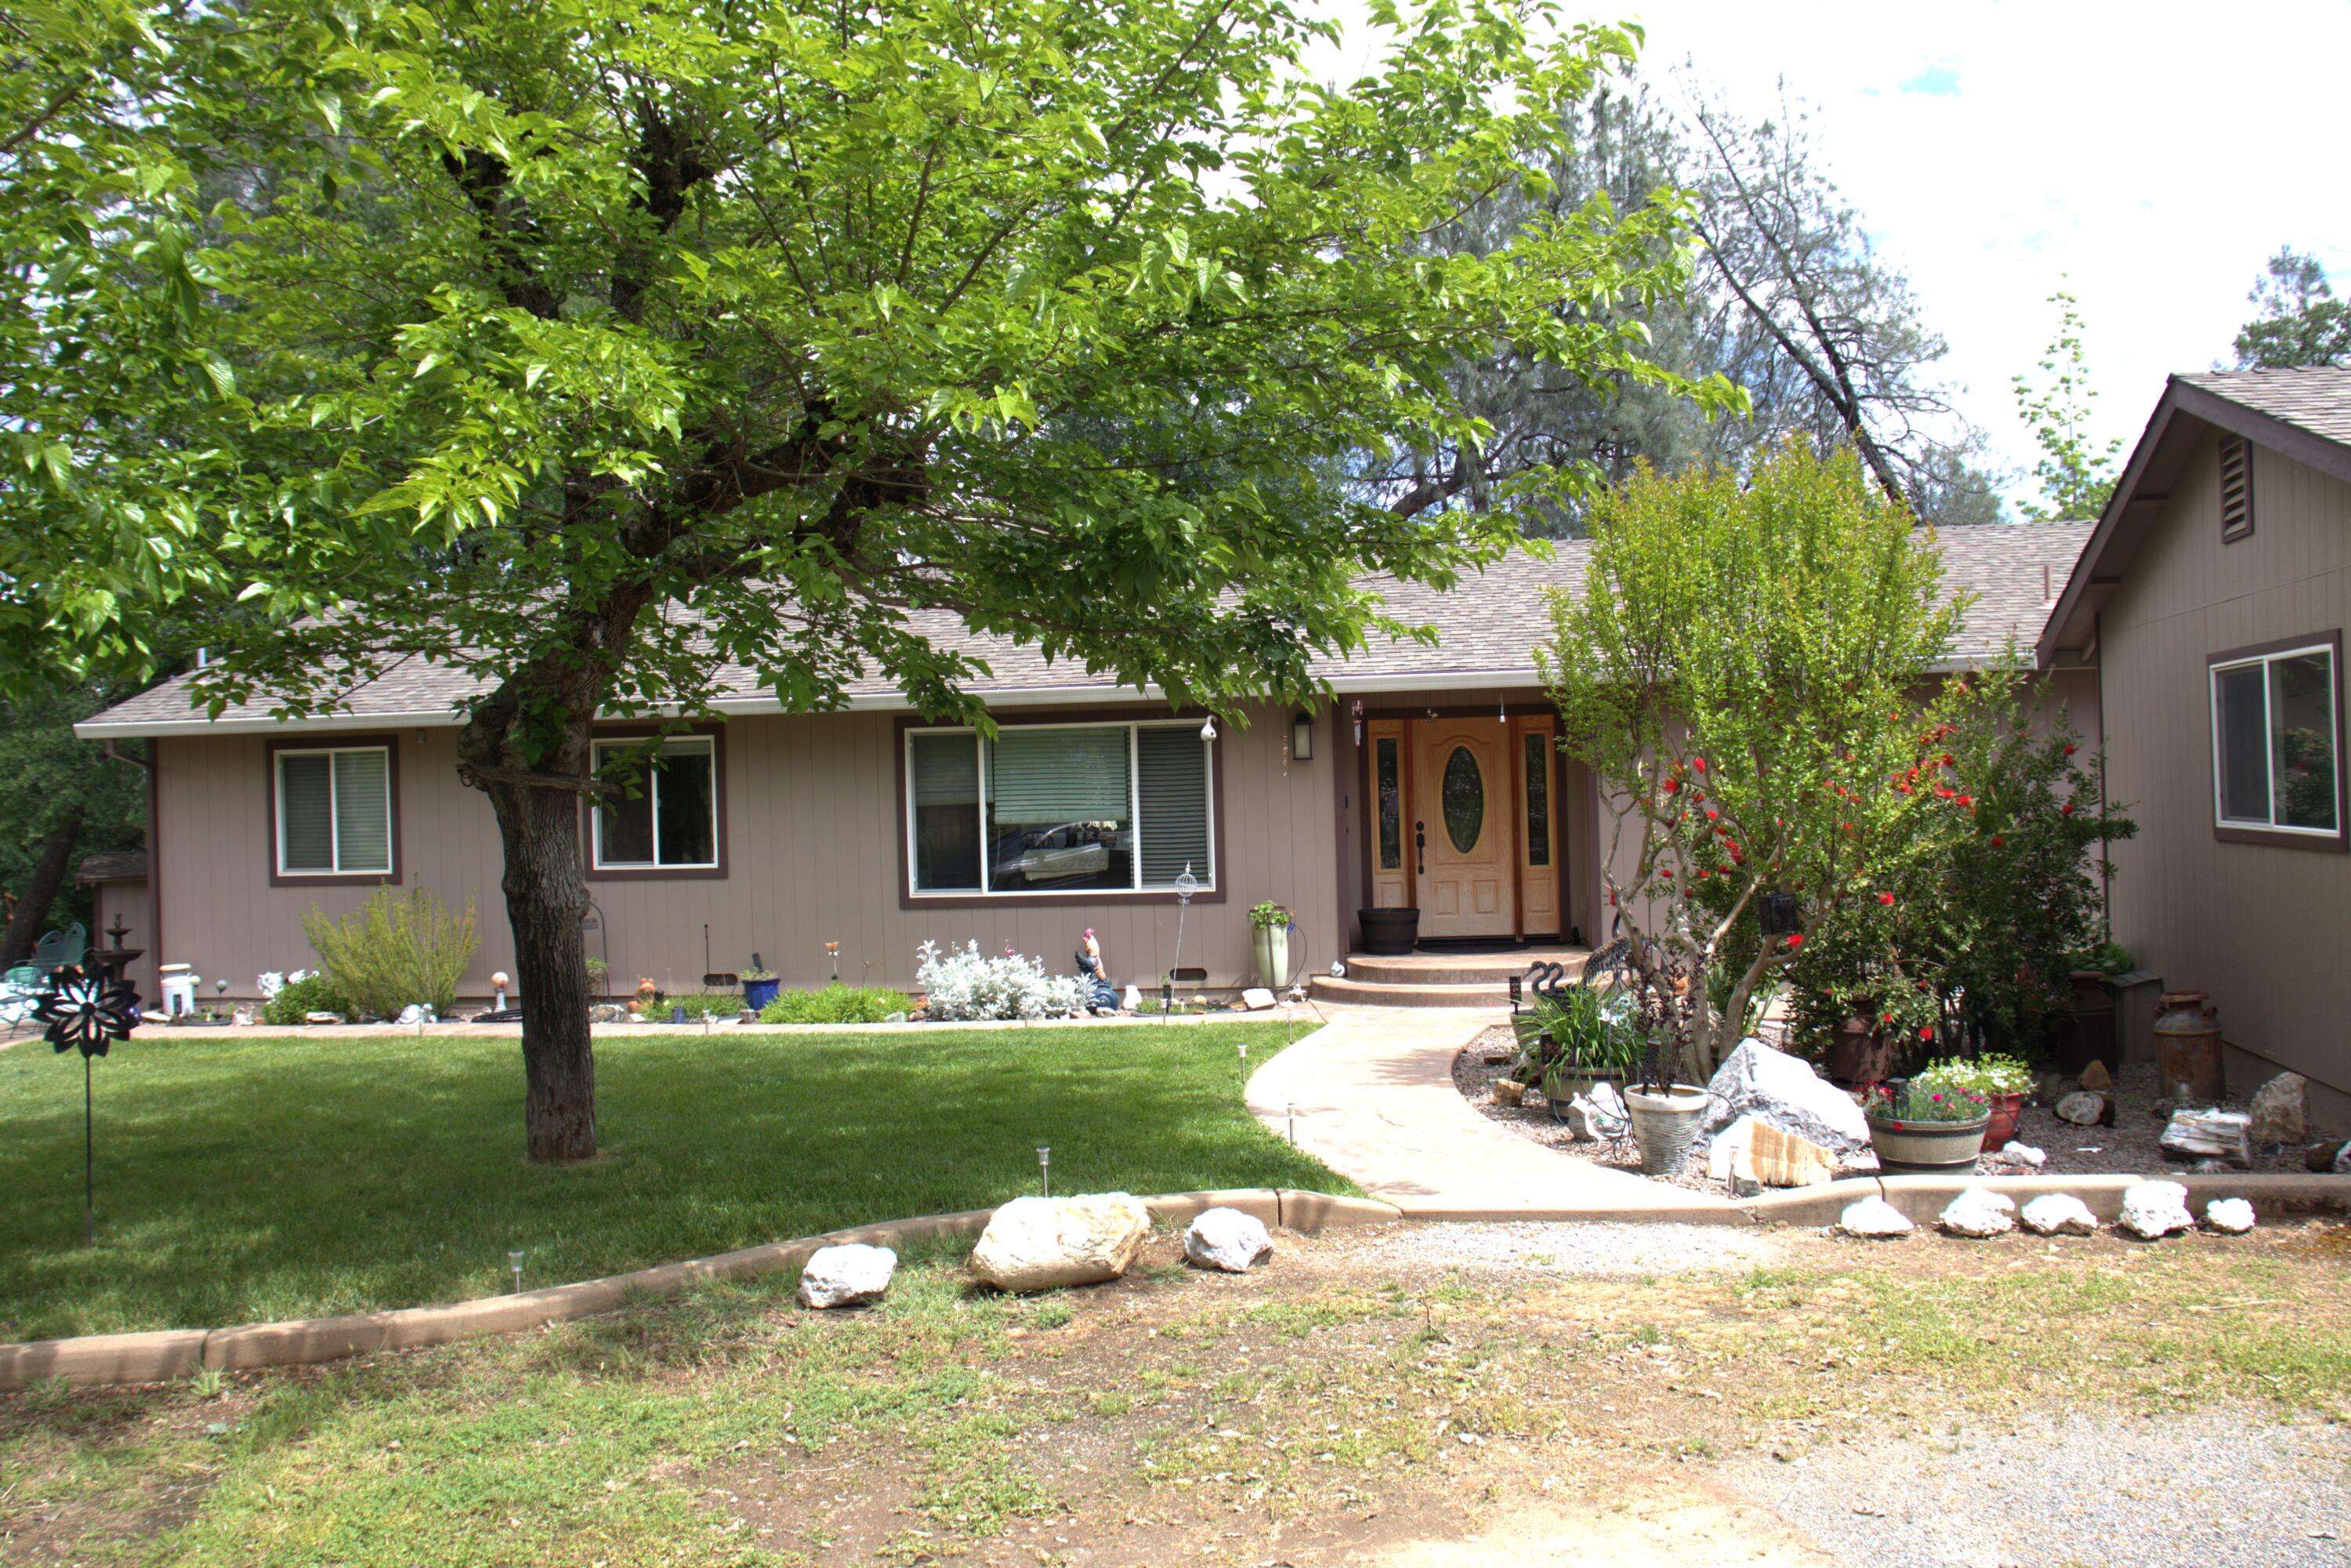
[1825,1015,1897,1087]
[1867,1111,1991,1175]
[1252,924,1291,988]
[1357,907,1419,957]
[1980,1091,2026,1151]
[743,977,781,1012]
[1623,1085,1709,1175]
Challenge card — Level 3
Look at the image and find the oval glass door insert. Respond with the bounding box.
[1441,745,1483,853]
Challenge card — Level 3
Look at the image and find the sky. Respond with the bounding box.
[1318,0,2351,512]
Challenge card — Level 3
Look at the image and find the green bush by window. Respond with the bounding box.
[759,983,911,1024]
[300,885,479,1019]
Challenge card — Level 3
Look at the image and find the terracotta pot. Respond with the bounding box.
[1980,1091,2026,1151]
[1826,1016,1897,1087]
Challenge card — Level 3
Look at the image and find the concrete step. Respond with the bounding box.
[1308,974,1514,1009]
[1341,954,1582,987]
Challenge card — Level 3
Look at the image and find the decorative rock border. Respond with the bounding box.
[0,1188,1400,1393]
[1741,1170,2351,1228]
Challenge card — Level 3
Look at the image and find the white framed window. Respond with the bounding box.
[592,735,720,871]
[275,745,393,876]
[905,720,1215,896]
[2210,636,2342,842]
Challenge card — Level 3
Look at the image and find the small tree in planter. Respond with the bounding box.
[1540,444,1968,1093]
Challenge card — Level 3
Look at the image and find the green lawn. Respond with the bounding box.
[0,1021,1343,1341]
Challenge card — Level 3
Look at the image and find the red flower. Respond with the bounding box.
[2064,743,2077,755]
[1663,778,1680,794]
[1880,1012,1895,1026]
[1918,1027,1933,1041]
[1878,891,1895,906]
[1692,756,1707,773]
[1659,867,1674,878]
[1957,795,1972,808]
[1940,753,1954,766]
[1991,835,2005,846]
[2060,802,2076,816]
[1704,807,1719,820]
[1784,933,1803,949]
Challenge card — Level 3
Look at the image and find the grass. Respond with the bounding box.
[0,1021,1342,1340]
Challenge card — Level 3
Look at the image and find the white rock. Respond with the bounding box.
[1121,985,1142,1011]
[2055,1091,2110,1126]
[1836,1197,1914,1238]
[1183,1207,1274,1273]
[1707,1115,1758,1181]
[2202,1197,2257,1234]
[2335,1139,2351,1175]
[2019,1193,2098,1236]
[2247,1073,2309,1147]
[2159,1109,2250,1168]
[1998,1141,2047,1169]
[1241,987,1277,1011]
[796,1243,897,1309]
[2117,1179,2195,1240]
[1567,1083,1629,1143]
[397,1003,429,1024]
[1702,1037,1869,1154]
[971,1193,1151,1291]
[1939,1186,2018,1238]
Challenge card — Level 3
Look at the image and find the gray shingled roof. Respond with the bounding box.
[79,520,2092,734]
[2177,367,2351,449]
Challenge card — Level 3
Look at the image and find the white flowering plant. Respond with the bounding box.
[915,940,1083,1021]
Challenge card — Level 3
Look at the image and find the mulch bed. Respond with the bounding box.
[1454,1024,2320,1197]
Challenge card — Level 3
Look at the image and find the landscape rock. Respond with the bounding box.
[2159,1108,2251,1168]
[1183,1207,1274,1273]
[2336,1139,2351,1175]
[2117,1179,2195,1240]
[1997,1141,2047,1169]
[796,1243,897,1309]
[305,1011,346,1025]
[1836,1196,1914,1238]
[2034,1071,2068,1107]
[2055,1091,2115,1127]
[2078,1059,2114,1092]
[1747,1121,1838,1187]
[589,1004,629,1023]
[1939,1186,2018,1238]
[2246,1073,2309,1147]
[1494,1079,1527,1108]
[2019,1193,2099,1236]
[1702,1037,1869,1154]
[2202,1197,2257,1234]
[2305,1140,2341,1172]
[971,1193,1151,1292]
[1707,1115,1756,1180]
[1241,987,1277,1011]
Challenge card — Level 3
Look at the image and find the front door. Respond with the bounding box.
[1412,722,1516,939]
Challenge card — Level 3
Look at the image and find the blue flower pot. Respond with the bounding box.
[744,978,781,1012]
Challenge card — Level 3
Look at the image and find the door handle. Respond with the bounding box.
[1415,820,1425,876]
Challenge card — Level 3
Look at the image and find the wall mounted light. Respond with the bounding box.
[1349,699,1365,745]
[1290,712,1314,762]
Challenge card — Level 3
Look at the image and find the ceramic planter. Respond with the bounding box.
[1252,924,1291,988]
[744,976,782,1012]
[1867,1111,1991,1175]
[1623,1085,1710,1175]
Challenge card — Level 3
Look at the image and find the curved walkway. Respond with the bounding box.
[1248,1005,1737,1222]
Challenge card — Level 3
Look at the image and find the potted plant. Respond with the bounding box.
[1913,1053,2035,1150]
[1864,1081,1991,1174]
[1512,983,1638,1118]
[741,965,781,1012]
[1248,902,1291,989]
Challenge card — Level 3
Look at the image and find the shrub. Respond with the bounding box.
[915,940,1081,1020]
[1914,1053,2034,1099]
[301,885,480,1019]
[261,971,350,1026]
[668,991,744,1020]
[758,984,911,1024]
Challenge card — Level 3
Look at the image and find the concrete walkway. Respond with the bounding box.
[1249,1005,1738,1222]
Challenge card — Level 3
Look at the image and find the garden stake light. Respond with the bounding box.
[35,973,141,1246]
[1288,1103,1297,1144]
[1036,1146,1051,1198]
[508,1250,526,1293]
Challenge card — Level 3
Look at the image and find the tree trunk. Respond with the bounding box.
[1,806,85,969]
[483,778,597,1163]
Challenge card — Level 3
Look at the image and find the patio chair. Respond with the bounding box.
[32,922,86,974]
[0,963,45,1034]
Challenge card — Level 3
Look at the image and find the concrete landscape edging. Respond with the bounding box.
[0,1188,1402,1393]
[1741,1170,2351,1226]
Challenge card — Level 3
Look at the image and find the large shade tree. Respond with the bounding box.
[16,0,1735,1160]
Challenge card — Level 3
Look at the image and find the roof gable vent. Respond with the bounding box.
[2219,434,2255,542]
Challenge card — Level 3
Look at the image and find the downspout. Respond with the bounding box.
[2093,611,2113,939]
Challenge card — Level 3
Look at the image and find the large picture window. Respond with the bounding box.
[2210,637,2342,843]
[592,736,719,871]
[275,745,394,877]
[905,721,1213,896]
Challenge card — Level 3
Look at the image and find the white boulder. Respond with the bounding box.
[1702,1037,1870,1155]
[1836,1197,1914,1238]
[2117,1179,2195,1240]
[1997,1141,2047,1169]
[1707,1115,1758,1181]
[2202,1197,2257,1234]
[1183,1207,1274,1273]
[971,1193,1152,1292]
[796,1243,897,1309]
[2336,1139,2351,1175]
[2019,1193,2098,1237]
[2247,1073,2309,1147]
[1938,1186,2018,1238]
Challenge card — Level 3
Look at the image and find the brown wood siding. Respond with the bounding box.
[2099,429,2351,1118]
[151,702,1342,1002]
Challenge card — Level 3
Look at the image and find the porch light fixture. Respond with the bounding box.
[1349,699,1365,745]
[1290,712,1314,762]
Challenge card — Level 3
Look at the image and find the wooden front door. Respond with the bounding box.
[1411,721,1516,939]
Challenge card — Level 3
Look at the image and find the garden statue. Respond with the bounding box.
[1074,929,1118,1015]
[630,976,658,1015]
